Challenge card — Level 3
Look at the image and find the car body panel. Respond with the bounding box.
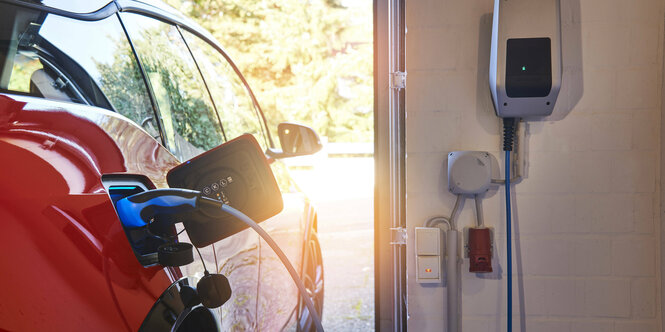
[256,192,306,330]
[0,94,173,330]
[0,93,269,331]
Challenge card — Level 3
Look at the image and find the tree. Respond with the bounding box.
[165,0,373,143]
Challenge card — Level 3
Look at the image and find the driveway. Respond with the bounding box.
[288,157,375,331]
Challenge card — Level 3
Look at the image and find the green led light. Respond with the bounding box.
[521,66,526,71]
[110,186,138,190]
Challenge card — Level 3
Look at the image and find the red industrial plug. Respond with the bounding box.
[468,228,492,273]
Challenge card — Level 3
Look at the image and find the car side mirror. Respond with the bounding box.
[268,122,323,158]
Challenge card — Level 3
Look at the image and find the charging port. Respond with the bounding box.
[102,174,177,266]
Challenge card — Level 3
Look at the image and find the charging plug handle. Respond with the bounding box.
[116,188,211,228]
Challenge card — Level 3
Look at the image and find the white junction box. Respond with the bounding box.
[415,227,442,284]
[448,151,491,195]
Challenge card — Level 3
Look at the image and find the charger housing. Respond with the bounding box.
[489,0,562,118]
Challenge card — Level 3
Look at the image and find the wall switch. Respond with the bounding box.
[415,227,442,283]
[417,256,440,281]
[416,227,440,255]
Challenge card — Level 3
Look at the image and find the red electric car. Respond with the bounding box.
[0,0,324,331]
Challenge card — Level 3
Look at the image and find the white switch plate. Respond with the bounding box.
[416,256,441,283]
[415,227,441,255]
[415,227,442,284]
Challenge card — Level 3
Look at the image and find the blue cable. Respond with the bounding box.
[505,150,512,332]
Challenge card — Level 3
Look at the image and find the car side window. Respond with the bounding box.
[121,13,224,161]
[0,4,156,129]
[182,30,269,151]
[37,14,155,129]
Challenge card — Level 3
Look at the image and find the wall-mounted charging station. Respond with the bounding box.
[489,0,562,118]
[423,1,563,331]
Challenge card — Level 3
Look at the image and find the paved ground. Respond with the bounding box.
[288,157,375,331]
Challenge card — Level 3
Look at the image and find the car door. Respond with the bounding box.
[0,4,178,330]
[119,13,261,330]
[180,30,309,330]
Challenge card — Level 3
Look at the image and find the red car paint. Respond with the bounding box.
[0,95,177,330]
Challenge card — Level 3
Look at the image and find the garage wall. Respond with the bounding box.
[404,0,665,331]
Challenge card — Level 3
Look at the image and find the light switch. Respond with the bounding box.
[415,227,442,284]
[415,227,441,256]
[416,256,441,283]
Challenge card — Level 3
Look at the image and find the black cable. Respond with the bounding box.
[212,243,219,273]
[146,222,186,240]
[194,245,209,274]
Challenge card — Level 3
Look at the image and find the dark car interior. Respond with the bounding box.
[0,5,114,110]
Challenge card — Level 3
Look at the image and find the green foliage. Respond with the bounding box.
[138,29,222,151]
[165,0,373,143]
[7,55,43,93]
[183,30,270,150]
[97,19,225,159]
[95,46,154,126]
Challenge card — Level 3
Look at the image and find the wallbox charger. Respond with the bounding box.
[489,0,562,117]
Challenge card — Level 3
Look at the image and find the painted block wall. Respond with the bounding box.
[405,0,665,331]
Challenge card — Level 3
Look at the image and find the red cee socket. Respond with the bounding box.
[468,227,493,273]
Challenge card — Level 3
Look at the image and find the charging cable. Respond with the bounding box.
[115,189,325,332]
[215,201,325,332]
[503,118,516,332]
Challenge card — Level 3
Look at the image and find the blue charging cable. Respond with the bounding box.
[501,118,516,332]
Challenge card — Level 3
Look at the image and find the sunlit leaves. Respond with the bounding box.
[166,0,372,142]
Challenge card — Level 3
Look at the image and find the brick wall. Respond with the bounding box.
[404,0,665,331]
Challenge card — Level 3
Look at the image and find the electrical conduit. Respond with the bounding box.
[447,228,459,332]
[447,195,463,332]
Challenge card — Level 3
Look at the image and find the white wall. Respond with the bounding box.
[405,0,665,331]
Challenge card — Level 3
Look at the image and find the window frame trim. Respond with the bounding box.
[175,25,228,143]
[0,0,119,21]
[115,12,167,146]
